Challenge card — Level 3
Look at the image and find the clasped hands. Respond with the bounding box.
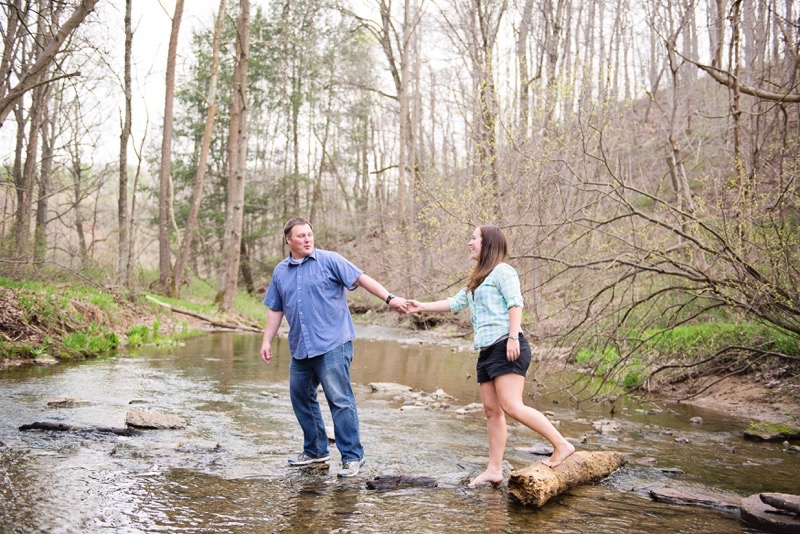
[387,297,427,315]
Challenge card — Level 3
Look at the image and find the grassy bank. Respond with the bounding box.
[0,275,267,362]
[572,322,800,401]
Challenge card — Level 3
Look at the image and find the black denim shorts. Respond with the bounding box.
[476,334,531,383]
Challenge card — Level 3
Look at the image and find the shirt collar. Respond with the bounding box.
[288,248,317,266]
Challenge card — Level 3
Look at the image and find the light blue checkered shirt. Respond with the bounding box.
[447,263,524,350]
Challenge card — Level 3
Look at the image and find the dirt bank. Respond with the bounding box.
[363,317,800,426]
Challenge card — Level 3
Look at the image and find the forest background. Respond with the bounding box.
[1,0,799,409]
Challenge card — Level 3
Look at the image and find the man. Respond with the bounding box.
[260,217,408,478]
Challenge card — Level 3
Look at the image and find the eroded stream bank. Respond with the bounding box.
[1,327,797,532]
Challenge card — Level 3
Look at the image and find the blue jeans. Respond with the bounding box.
[289,341,364,463]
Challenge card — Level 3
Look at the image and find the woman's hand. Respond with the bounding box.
[407,300,424,313]
[506,338,520,361]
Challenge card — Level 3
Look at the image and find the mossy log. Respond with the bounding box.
[507,451,625,507]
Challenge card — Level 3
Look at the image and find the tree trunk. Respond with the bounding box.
[158,0,185,293]
[240,237,254,295]
[33,86,54,264]
[15,80,44,254]
[71,153,88,263]
[173,0,226,297]
[118,0,132,286]
[218,0,250,312]
[126,127,147,286]
[0,0,99,127]
[508,451,626,507]
[517,0,534,138]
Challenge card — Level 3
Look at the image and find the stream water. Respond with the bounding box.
[1,325,797,533]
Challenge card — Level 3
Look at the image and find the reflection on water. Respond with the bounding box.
[0,327,795,532]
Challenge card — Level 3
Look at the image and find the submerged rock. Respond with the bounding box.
[648,486,740,511]
[741,493,800,533]
[125,410,187,429]
[759,493,800,515]
[368,382,413,395]
[366,475,438,490]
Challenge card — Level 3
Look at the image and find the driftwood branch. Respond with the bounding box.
[19,421,142,436]
[145,295,262,333]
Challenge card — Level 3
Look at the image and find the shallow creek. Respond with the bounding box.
[1,325,797,533]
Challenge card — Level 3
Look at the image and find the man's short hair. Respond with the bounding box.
[283,217,312,240]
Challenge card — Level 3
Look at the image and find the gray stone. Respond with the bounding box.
[741,494,800,533]
[46,396,90,408]
[454,403,484,415]
[369,382,413,394]
[125,410,187,429]
[760,493,800,515]
[649,486,740,511]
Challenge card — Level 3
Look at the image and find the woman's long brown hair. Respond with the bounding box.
[467,225,508,293]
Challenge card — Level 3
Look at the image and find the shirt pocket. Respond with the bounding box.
[307,272,343,317]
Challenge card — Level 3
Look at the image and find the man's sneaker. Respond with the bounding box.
[288,453,330,466]
[337,458,366,478]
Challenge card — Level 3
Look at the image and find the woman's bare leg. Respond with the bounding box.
[494,373,575,468]
[468,381,507,487]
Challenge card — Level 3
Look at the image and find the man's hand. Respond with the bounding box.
[260,342,273,364]
[389,295,409,314]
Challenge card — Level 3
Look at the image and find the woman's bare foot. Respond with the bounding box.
[542,441,575,468]
[468,470,504,488]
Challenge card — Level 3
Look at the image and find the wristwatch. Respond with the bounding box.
[385,293,395,304]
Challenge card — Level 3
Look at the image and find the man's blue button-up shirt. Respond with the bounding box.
[263,248,363,359]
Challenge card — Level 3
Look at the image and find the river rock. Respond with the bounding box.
[515,445,554,456]
[592,419,621,434]
[125,410,187,429]
[507,451,625,508]
[760,493,800,514]
[648,486,740,511]
[369,382,413,395]
[46,396,90,408]
[741,494,800,533]
[454,403,484,414]
[743,422,800,442]
[689,417,704,424]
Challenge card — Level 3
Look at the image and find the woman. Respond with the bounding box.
[408,225,575,488]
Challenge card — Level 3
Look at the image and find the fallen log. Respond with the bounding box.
[19,421,142,436]
[144,295,262,333]
[507,451,625,508]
